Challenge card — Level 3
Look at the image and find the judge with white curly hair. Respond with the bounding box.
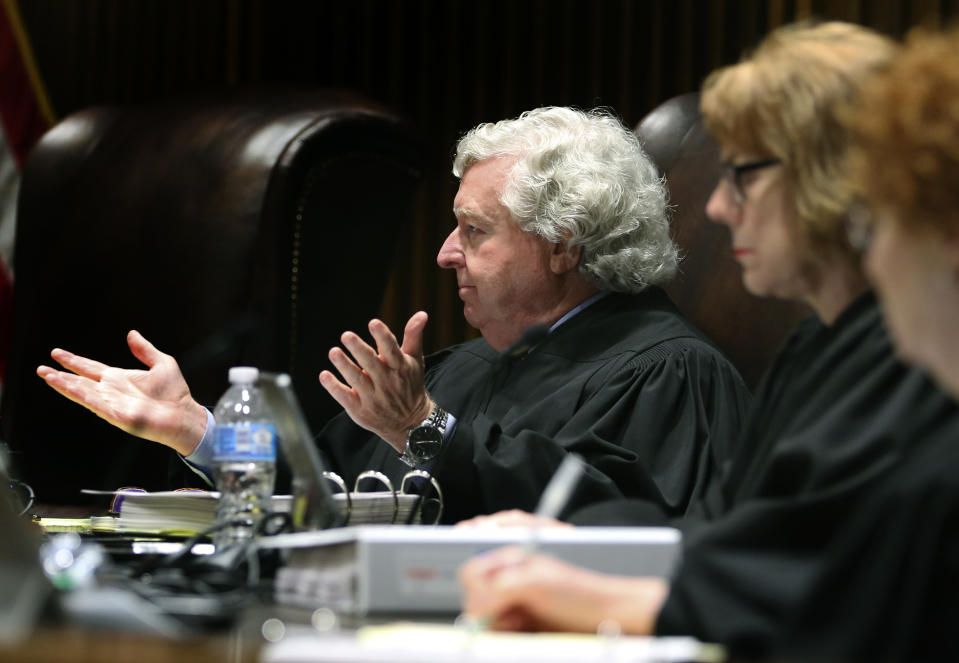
[38,106,750,523]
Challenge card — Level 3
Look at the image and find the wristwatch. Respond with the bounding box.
[400,405,449,466]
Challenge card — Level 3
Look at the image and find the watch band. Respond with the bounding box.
[413,405,449,435]
[399,404,449,466]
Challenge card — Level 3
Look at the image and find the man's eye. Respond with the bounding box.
[467,225,480,234]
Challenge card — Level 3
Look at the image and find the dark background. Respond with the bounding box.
[7,0,958,503]
[17,0,959,354]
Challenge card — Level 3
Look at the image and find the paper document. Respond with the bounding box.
[261,622,725,663]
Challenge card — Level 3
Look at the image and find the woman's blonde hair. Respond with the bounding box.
[845,25,959,237]
[701,22,898,252]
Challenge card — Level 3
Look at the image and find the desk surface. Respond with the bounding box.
[0,627,261,663]
[17,507,718,663]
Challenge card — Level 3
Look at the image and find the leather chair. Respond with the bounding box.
[1,89,421,504]
[636,93,809,388]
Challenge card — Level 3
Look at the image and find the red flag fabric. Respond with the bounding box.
[0,0,54,383]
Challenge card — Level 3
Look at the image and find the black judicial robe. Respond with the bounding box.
[655,293,959,662]
[780,435,959,662]
[318,288,751,523]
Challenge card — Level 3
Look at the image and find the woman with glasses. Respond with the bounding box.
[461,22,959,662]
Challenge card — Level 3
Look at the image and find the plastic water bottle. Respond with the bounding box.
[211,366,277,550]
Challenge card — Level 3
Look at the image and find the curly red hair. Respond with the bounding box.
[846,26,959,236]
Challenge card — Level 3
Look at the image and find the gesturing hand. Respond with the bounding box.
[36,330,209,456]
[318,311,434,453]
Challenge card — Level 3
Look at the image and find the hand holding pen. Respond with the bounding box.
[458,453,588,630]
[458,450,670,635]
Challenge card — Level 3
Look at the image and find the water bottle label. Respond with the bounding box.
[213,423,277,461]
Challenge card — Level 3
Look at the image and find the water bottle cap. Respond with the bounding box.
[228,366,259,384]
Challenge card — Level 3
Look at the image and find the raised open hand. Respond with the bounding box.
[37,330,209,456]
[318,311,433,453]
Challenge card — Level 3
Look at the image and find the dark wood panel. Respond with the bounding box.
[14,0,959,355]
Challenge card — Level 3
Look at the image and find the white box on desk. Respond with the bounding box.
[259,525,681,616]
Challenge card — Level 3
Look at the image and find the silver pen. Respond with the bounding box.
[534,453,585,520]
[459,452,586,632]
[523,452,585,552]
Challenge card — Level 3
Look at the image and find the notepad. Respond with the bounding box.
[261,621,724,662]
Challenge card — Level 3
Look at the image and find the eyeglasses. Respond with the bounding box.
[844,203,876,254]
[719,158,781,204]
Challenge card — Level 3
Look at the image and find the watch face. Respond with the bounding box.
[408,426,443,462]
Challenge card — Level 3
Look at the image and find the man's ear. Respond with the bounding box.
[550,241,582,275]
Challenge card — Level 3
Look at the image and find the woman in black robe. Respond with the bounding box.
[460,22,959,662]
[795,25,959,662]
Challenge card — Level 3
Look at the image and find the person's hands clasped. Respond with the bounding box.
[459,545,669,634]
[36,330,209,456]
[319,312,433,453]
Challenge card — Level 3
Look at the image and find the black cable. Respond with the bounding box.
[118,508,294,609]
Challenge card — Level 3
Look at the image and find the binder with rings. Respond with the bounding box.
[91,469,443,537]
[257,372,442,531]
[322,469,443,526]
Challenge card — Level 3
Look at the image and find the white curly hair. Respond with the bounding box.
[452,106,677,292]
